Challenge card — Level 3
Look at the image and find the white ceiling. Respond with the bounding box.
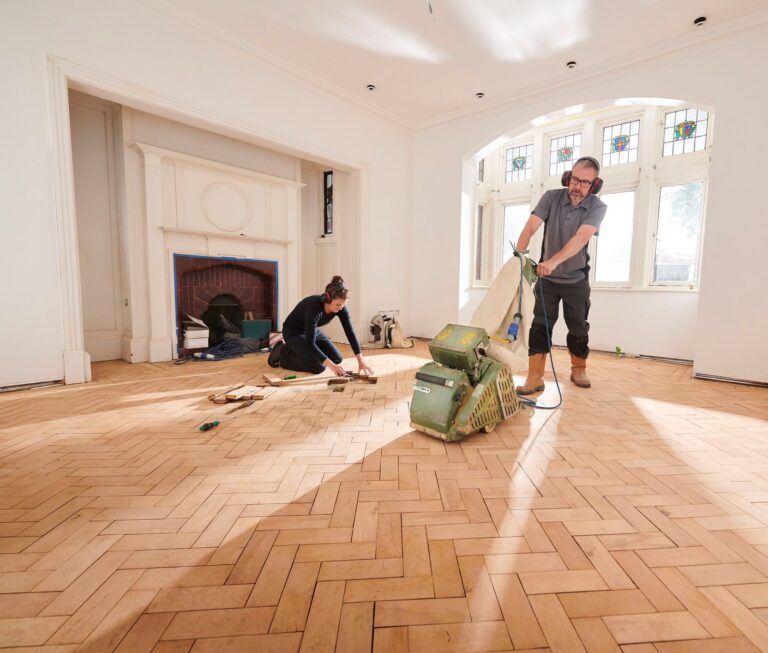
[149,0,768,127]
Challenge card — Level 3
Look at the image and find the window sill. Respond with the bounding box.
[592,285,699,293]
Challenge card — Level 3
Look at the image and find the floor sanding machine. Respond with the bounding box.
[409,253,540,441]
[409,324,522,441]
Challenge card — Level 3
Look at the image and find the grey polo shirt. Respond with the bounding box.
[532,188,607,284]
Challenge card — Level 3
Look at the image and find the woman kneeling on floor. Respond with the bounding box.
[268,276,374,377]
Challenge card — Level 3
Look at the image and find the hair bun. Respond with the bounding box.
[324,275,349,301]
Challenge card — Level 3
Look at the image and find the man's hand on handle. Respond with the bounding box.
[536,259,558,277]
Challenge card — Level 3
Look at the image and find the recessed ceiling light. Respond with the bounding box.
[475,92,485,99]
[693,16,707,26]
[365,84,376,91]
[565,61,577,70]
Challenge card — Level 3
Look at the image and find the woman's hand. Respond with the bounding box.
[324,359,346,377]
[356,354,374,376]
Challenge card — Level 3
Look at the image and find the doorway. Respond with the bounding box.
[68,90,126,362]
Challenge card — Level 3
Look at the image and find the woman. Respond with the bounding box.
[269,276,374,377]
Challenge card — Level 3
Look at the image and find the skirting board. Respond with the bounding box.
[693,372,768,388]
[64,349,91,384]
[122,336,148,364]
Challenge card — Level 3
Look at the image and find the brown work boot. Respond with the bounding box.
[570,353,591,388]
[516,353,547,395]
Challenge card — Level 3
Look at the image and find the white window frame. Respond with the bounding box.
[498,200,533,268]
[546,126,584,179]
[646,176,709,289]
[588,183,638,289]
[502,142,534,186]
[660,107,711,159]
[646,107,712,289]
[472,202,490,287]
[596,112,643,172]
[478,105,711,292]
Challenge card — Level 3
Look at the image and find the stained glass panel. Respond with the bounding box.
[674,120,696,140]
[505,144,533,183]
[602,119,640,167]
[612,135,629,151]
[663,108,708,157]
[557,146,573,162]
[549,133,581,176]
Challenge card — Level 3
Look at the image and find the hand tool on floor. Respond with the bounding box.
[226,399,255,414]
[263,374,338,387]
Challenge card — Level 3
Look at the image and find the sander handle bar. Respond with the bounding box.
[415,371,455,388]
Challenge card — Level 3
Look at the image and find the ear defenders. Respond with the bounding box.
[561,156,604,194]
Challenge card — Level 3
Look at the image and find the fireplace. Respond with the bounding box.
[173,254,277,347]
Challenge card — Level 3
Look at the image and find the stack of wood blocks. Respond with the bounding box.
[208,384,275,404]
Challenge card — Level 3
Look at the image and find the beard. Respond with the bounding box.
[568,187,585,203]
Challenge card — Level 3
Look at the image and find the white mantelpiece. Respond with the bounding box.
[133,143,302,362]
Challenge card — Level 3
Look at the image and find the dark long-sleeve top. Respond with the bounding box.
[282,295,361,362]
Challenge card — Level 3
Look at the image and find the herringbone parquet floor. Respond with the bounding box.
[1,343,767,652]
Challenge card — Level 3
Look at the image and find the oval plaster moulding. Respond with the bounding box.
[201,181,253,232]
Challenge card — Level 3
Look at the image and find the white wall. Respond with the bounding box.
[297,162,359,346]
[412,22,768,383]
[0,0,411,387]
[556,291,699,360]
[128,110,298,182]
[300,162,322,298]
[695,92,768,383]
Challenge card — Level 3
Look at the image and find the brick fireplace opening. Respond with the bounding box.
[173,254,277,347]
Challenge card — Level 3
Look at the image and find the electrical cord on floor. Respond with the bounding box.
[515,257,562,411]
[174,338,248,364]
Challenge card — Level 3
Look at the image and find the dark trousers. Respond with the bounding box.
[280,332,343,374]
[528,277,591,359]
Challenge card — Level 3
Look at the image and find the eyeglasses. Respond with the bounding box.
[568,175,594,189]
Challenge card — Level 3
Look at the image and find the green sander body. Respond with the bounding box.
[410,324,521,441]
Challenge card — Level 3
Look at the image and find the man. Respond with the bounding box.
[515,156,607,394]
